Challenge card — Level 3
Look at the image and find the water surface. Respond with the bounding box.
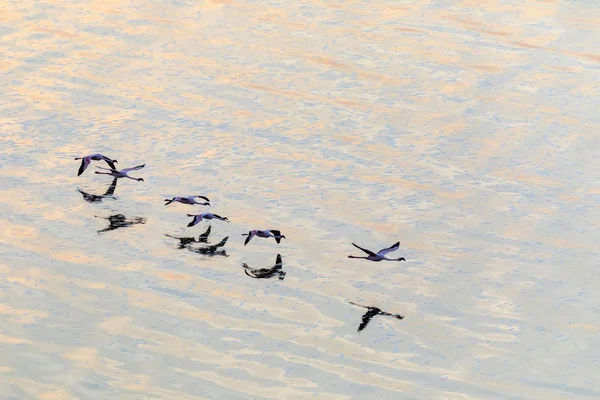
[1,0,599,399]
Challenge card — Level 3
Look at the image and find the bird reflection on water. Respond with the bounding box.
[349,302,404,332]
[242,254,286,280]
[96,214,147,234]
[166,225,230,256]
[165,225,212,249]
[188,236,229,257]
[77,178,118,203]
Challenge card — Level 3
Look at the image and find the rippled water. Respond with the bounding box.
[1,0,599,398]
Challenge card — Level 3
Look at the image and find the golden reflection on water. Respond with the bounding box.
[1,0,599,398]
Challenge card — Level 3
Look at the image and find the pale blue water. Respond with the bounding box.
[0,0,599,399]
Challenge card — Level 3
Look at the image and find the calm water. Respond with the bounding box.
[1,0,599,399]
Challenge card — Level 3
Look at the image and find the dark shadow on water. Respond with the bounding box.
[165,225,212,249]
[166,225,229,256]
[242,254,286,280]
[96,214,147,234]
[77,178,118,203]
[349,302,404,333]
[187,236,229,257]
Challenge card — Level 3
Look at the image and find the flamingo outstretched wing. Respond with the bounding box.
[377,242,400,256]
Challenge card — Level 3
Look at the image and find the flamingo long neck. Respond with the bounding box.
[383,256,402,261]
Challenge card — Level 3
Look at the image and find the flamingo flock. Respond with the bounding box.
[75,152,405,332]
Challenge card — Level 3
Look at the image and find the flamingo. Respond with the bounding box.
[186,213,229,227]
[75,154,117,176]
[242,230,286,246]
[164,196,210,206]
[348,242,405,262]
[95,164,145,181]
